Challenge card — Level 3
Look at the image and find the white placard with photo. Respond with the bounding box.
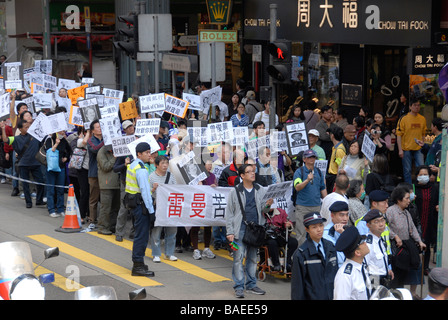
[285,122,309,156]
[46,112,68,134]
[200,86,222,115]
[33,93,53,110]
[28,112,50,141]
[34,60,52,75]
[362,133,376,163]
[182,92,201,111]
[127,133,161,160]
[99,116,122,146]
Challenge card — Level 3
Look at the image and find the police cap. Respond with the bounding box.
[369,190,389,202]
[329,201,349,213]
[335,226,366,254]
[303,212,327,227]
[363,209,383,223]
[429,268,448,287]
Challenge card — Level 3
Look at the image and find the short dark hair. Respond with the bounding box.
[328,126,343,141]
[16,119,27,129]
[238,163,252,177]
[432,117,444,131]
[253,120,265,130]
[391,186,409,204]
[16,102,28,114]
[321,105,333,113]
[346,179,363,198]
[90,119,100,131]
[155,155,168,166]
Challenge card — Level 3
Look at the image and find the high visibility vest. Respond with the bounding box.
[355,215,391,255]
[125,162,147,194]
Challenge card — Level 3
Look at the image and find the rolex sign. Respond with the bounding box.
[207,0,232,25]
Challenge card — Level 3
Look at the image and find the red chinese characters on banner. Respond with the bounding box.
[191,193,206,218]
[168,193,184,217]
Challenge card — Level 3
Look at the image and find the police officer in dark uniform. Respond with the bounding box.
[291,212,339,300]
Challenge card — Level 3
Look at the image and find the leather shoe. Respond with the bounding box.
[98,229,113,235]
[132,264,155,277]
[11,188,19,197]
[26,203,32,209]
[35,201,47,206]
[115,235,123,242]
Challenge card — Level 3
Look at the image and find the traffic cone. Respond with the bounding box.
[55,184,83,233]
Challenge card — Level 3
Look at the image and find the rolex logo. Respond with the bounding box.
[210,2,228,21]
[207,0,231,24]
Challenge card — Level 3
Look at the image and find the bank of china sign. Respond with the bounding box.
[244,0,432,47]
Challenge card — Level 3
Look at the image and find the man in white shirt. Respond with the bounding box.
[253,100,278,132]
[320,173,349,224]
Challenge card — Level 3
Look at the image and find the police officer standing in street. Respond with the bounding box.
[363,209,394,288]
[291,212,338,300]
[334,226,372,300]
[125,142,156,277]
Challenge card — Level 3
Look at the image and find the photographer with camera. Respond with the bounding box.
[370,124,388,156]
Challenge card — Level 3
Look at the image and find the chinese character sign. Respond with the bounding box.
[156,184,231,227]
[139,93,166,114]
[164,94,189,118]
[135,118,161,136]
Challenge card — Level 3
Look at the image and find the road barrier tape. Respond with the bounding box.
[0,171,70,189]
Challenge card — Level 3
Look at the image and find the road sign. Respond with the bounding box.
[162,53,198,73]
[199,42,225,83]
[138,14,173,52]
[198,30,237,43]
[178,35,198,47]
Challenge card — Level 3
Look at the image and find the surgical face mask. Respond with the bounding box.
[359,191,366,201]
[417,175,430,184]
[410,192,415,201]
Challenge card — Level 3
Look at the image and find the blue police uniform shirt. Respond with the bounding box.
[323,221,345,268]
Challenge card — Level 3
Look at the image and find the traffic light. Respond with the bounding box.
[267,40,292,84]
[113,14,138,59]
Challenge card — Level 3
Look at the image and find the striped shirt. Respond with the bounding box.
[385,204,421,243]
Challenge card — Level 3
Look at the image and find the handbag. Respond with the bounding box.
[46,148,61,172]
[35,136,52,166]
[234,186,266,247]
[390,210,421,270]
[68,147,87,170]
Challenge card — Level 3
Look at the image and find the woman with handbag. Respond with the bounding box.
[44,130,72,218]
[386,186,426,292]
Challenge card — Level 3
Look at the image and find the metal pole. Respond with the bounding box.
[269,4,277,133]
[154,15,159,93]
[211,42,216,120]
[437,128,448,268]
[42,0,51,59]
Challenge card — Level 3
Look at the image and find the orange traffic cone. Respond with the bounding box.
[55,184,83,233]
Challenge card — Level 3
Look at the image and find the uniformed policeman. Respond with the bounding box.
[291,212,338,300]
[125,142,156,277]
[323,200,349,268]
[355,190,392,254]
[334,226,372,300]
[424,267,448,300]
[363,209,394,288]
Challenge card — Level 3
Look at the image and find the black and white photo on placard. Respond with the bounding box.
[33,93,53,110]
[285,121,309,157]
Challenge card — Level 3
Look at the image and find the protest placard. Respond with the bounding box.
[139,93,166,114]
[33,93,53,110]
[46,112,68,134]
[285,121,309,156]
[99,116,122,146]
[207,121,234,144]
[67,84,88,105]
[0,93,10,121]
[135,118,161,136]
[314,160,328,177]
[232,126,249,147]
[164,94,189,118]
[111,135,136,157]
[127,133,160,160]
[199,86,222,115]
[34,60,52,75]
[28,113,50,141]
[68,105,84,127]
[182,92,201,111]
[119,100,139,120]
[3,62,23,90]
[362,133,376,163]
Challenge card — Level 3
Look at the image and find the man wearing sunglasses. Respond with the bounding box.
[334,226,372,300]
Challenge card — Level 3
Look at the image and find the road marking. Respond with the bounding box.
[88,233,231,283]
[28,234,163,287]
[34,264,84,292]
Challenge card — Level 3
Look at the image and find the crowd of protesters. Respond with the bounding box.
[0,72,445,300]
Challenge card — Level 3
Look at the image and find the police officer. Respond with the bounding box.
[355,190,392,256]
[424,268,448,300]
[323,201,349,268]
[363,209,394,288]
[125,142,155,277]
[334,226,372,300]
[291,212,338,300]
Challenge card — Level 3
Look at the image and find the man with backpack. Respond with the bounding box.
[292,149,327,246]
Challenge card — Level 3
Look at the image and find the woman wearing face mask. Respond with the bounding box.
[414,165,439,275]
[346,179,368,226]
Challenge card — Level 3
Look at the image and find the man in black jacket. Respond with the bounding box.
[291,212,338,300]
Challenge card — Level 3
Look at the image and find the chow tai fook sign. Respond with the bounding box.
[408,47,448,75]
[244,0,432,47]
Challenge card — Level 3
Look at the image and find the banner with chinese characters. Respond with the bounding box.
[155,183,295,227]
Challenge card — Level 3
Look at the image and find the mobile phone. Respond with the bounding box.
[414,138,419,143]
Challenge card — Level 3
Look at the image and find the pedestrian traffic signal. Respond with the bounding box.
[113,14,138,59]
[267,40,292,83]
